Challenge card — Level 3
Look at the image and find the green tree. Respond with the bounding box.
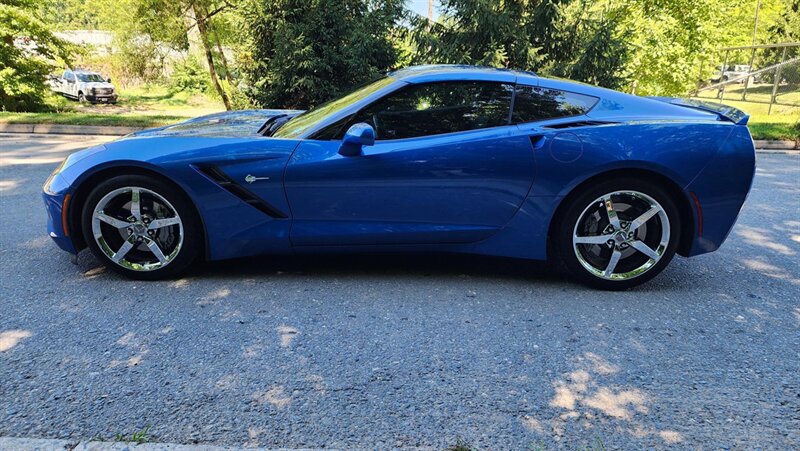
[238,0,405,109]
[764,0,799,84]
[65,0,236,107]
[408,0,631,89]
[0,0,72,111]
[409,0,562,70]
[37,0,117,31]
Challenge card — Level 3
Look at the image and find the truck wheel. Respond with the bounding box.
[78,92,87,103]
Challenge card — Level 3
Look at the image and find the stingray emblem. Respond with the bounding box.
[245,174,270,184]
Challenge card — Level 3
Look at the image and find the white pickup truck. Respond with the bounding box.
[710,64,751,84]
[50,70,118,104]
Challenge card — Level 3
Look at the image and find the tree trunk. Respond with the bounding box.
[214,37,231,81]
[192,1,231,110]
[206,5,231,81]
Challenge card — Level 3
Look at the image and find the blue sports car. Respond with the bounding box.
[42,65,755,289]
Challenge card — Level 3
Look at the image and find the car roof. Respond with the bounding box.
[388,64,538,84]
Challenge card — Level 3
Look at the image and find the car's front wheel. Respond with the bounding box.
[81,175,202,280]
[553,178,681,290]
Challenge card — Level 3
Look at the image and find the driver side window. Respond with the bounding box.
[350,81,514,140]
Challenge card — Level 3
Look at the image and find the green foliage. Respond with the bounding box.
[764,0,800,82]
[13,0,800,113]
[545,1,632,90]
[238,0,405,109]
[38,0,109,30]
[169,57,211,94]
[102,0,188,84]
[409,0,551,70]
[0,0,73,111]
[114,425,151,444]
[406,0,795,96]
[409,0,630,90]
[564,13,630,90]
[445,437,475,451]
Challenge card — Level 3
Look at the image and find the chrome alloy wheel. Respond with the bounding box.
[91,186,183,271]
[572,190,670,280]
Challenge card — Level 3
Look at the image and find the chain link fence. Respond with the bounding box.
[692,42,800,115]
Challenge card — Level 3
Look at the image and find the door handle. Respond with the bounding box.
[529,134,546,150]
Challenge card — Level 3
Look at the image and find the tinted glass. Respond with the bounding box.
[273,76,394,139]
[352,82,513,140]
[512,86,598,123]
[310,114,354,140]
[77,73,106,82]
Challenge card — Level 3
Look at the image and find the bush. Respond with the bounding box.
[168,56,210,94]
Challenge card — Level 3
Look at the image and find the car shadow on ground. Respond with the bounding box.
[74,249,696,292]
[191,252,564,283]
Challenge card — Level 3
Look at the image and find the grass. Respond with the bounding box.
[2,82,796,140]
[0,84,223,128]
[0,112,185,127]
[113,425,151,444]
[693,83,800,141]
[114,84,223,116]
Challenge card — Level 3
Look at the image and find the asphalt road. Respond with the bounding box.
[1,133,798,450]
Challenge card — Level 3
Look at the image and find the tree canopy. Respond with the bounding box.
[3,0,797,111]
[238,0,406,109]
[1,0,72,111]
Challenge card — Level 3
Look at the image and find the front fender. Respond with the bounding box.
[52,135,301,261]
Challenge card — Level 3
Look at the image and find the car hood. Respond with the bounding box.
[130,109,305,138]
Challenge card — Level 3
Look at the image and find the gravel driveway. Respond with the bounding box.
[1,134,798,449]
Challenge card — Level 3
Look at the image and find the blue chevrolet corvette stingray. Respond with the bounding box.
[43,65,756,289]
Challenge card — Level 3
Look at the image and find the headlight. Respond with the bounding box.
[43,159,68,194]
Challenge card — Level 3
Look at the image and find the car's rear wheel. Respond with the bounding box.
[553,178,681,290]
[81,175,202,280]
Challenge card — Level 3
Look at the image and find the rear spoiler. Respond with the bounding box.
[648,97,750,125]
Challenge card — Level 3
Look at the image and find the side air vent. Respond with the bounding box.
[197,166,288,219]
[544,120,617,129]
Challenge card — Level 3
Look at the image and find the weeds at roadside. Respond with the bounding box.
[446,436,475,451]
[114,425,151,444]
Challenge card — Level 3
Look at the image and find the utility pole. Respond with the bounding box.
[751,0,761,46]
[428,0,433,22]
[743,0,761,100]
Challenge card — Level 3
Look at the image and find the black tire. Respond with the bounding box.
[552,177,681,290]
[78,92,87,103]
[81,174,202,280]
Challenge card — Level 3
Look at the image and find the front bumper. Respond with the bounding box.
[43,172,78,254]
[86,93,118,103]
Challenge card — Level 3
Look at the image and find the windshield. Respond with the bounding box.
[77,73,106,82]
[272,76,395,138]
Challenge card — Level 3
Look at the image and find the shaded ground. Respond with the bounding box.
[1,134,798,449]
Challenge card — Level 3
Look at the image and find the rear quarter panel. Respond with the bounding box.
[684,124,756,255]
[465,119,737,260]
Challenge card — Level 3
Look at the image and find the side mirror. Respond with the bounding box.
[339,123,375,157]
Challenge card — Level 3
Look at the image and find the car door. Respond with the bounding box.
[67,72,78,98]
[60,71,70,96]
[284,81,536,247]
